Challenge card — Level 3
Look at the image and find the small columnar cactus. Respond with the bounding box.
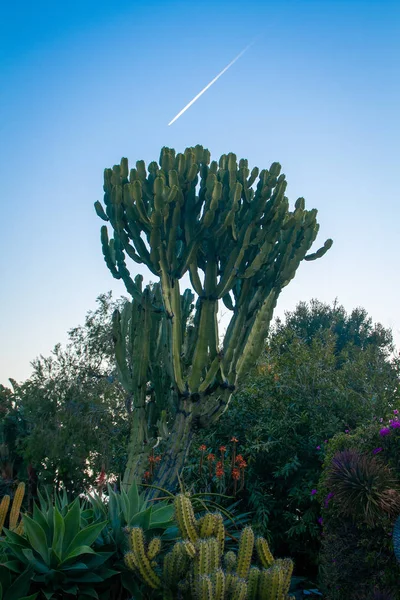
[0,482,25,535]
[125,493,295,599]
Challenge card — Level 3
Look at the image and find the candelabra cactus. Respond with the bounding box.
[95,145,332,489]
[124,493,295,599]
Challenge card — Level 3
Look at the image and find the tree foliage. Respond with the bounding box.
[0,293,130,496]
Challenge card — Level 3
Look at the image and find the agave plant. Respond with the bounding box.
[0,493,115,599]
[88,481,175,596]
[326,450,400,526]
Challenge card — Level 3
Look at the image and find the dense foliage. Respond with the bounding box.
[183,300,400,575]
[0,293,130,496]
[318,415,400,600]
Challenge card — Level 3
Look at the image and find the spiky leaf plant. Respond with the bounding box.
[326,450,400,526]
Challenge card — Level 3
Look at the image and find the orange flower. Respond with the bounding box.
[231,467,240,481]
[199,444,207,452]
[148,455,156,464]
[219,446,227,453]
[207,453,216,462]
[155,455,162,463]
[231,437,238,443]
[216,460,225,479]
[143,471,151,480]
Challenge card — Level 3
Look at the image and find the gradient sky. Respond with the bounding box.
[1,0,399,386]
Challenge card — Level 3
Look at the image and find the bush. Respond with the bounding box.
[318,414,400,599]
[183,300,400,576]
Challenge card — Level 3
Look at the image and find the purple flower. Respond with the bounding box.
[380,427,391,437]
[394,409,399,415]
[390,421,400,429]
[324,492,334,507]
[345,429,349,433]
[324,439,328,443]
[317,517,323,525]
[372,447,383,455]
[311,489,317,496]
[316,445,321,450]
[379,418,384,423]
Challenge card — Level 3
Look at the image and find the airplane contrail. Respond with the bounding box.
[168,40,258,126]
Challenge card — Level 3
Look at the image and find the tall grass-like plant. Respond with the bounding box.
[326,450,400,526]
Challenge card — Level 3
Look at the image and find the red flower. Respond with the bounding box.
[231,437,238,443]
[207,453,216,462]
[143,471,151,480]
[219,446,227,453]
[148,455,156,464]
[155,455,162,463]
[199,444,207,452]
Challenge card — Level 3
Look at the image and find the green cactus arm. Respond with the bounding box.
[236,526,255,579]
[128,527,161,589]
[174,494,199,543]
[256,537,275,569]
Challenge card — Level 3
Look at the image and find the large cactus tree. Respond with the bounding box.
[95,145,332,491]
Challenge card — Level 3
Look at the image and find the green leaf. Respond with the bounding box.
[51,506,65,560]
[22,515,49,564]
[129,507,152,530]
[77,588,98,599]
[19,594,39,600]
[0,560,21,573]
[32,503,51,545]
[120,488,129,523]
[62,562,89,571]
[83,551,114,570]
[127,480,140,516]
[62,546,96,563]
[67,572,104,583]
[62,498,81,555]
[3,566,34,600]
[22,549,50,574]
[3,529,30,548]
[65,521,107,556]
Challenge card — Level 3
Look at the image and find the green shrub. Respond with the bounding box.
[184,300,400,576]
[318,415,400,599]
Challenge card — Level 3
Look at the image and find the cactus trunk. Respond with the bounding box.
[122,407,153,489]
[146,405,194,497]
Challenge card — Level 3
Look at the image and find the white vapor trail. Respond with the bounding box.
[168,40,257,126]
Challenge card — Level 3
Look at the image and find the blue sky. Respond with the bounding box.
[1,0,399,385]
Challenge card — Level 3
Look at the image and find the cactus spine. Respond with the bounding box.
[96,146,332,490]
[125,494,294,599]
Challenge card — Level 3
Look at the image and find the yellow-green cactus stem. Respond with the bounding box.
[212,512,225,556]
[231,577,248,600]
[147,537,162,560]
[224,550,237,572]
[256,536,275,569]
[195,539,212,577]
[0,495,10,534]
[182,540,196,559]
[212,568,225,600]
[129,527,161,589]
[247,566,260,600]
[9,482,25,531]
[275,558,294,596]
[236,526,255,579]
[195,575,213,600]
[175,494,199,543]
[199,512,216,538]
